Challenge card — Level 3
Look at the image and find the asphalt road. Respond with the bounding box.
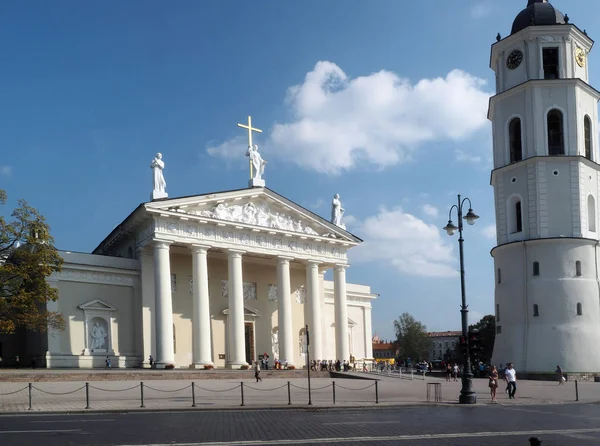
[2,403,600,445]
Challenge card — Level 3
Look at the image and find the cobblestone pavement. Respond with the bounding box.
[0,373,595,413]
[2,403,600,445]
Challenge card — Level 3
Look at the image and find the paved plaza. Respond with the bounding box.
[0,371,595,413]
[3,403,600,445]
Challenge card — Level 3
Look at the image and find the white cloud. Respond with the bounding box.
[471,2,492,18]
[421,204,439,219]
[481,224,497,240]
[206,136,248,169]
[454,149,483,165]
[350,207,457,278]
[208,61,492,174]
[0,166,12,177]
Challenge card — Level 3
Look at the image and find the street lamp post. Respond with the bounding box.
[443,194,479,405]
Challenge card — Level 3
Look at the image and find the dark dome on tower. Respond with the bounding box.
[511,0,566,35]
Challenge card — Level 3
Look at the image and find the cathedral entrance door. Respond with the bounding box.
[244,322,255,365]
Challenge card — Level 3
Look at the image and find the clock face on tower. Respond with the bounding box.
[506,50,523,70]
[575,47,586,68]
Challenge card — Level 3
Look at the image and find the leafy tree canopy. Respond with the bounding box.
[393,312,432,362]
[0,189,64,334]
[469,314,496,365]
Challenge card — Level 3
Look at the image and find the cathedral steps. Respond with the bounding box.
[0,369,332,382]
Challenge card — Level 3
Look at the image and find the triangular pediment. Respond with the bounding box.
[221,304,261,317]
[78,299,116,311]
[145,188,360,243]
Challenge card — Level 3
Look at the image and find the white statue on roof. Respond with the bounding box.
[331,193,346,230]
[151,153,168,200]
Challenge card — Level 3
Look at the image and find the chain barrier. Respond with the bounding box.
[290,383,332,391]
[8,379,381,411]
[31,385,86,395]
[88,384,140,392]
[0,386,28,396]
[193,384,241,393]
[334,382,376,391]
[143,384,191,393]
[243,383,288,392]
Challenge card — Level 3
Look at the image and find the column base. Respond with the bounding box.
[226,361,248,369]
[154,362,176,369]
[189,362,214,369]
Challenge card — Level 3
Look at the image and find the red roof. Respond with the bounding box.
[372,343,395,350]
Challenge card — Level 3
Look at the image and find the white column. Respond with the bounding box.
[277,256,295,366]
[45,279,61,367]
[153,241,175,367]
[363,306,373,359]
[191,245,213,367]
[334,264,350,361]
[306,261,323,360]
[227,249,247,367]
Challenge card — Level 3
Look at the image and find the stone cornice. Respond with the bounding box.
[144,215,350,263]
[51,264,139,287]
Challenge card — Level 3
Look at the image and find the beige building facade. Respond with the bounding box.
[37,187,376,369]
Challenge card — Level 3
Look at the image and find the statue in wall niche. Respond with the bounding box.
[91,321,107,351]
[151,153,167,199]
[246,145,267,180]
[272,329,279,358]
[331,193,346,229]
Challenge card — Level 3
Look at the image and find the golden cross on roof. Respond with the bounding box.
[237,115,262,150]
[237,116,263,179]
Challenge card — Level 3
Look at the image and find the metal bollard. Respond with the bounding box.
[287,381,291,405]
[140,381,145,408]
[332,381,336,404]
[28,383,32,410]
[85,382,90,409]
[191,382,196,408]
[375,381,379,404]
[240,382,245,407]
[575,380,579,402]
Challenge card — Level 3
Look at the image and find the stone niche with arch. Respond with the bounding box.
[78,299,117,356]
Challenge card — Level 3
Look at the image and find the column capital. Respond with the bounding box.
[190,244,211,254]
[306,260,322,267]
[277,256,294,264]
[334,263,349,272]
[152,239,173,250]
[227,248,246,258]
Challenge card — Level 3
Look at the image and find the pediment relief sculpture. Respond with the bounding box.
[178,201,321,236]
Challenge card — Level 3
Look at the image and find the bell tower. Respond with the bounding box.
[489,0,600,373]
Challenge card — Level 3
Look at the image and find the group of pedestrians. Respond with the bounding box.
[488,363,517,402]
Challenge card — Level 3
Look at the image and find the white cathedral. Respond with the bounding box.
[3,120,376,369]
[490,0,600,373]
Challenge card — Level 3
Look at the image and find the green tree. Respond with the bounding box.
[469,314,496,364]
[0,189,64,334]
[393,312,432,361]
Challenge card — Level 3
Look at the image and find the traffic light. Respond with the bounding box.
[469,330,483,361]
[459,335,468,357]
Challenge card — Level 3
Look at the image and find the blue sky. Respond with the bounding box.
[1,0,598,341]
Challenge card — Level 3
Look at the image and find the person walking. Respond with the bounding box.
[556,365,564,385]
[254,360,262,383]
[505,363,517,399]
[445,363,452,382]
[488,365,499,402]
[453,363,459,382]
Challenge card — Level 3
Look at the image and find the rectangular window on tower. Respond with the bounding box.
[543,47,560,79]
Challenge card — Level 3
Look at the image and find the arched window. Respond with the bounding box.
[533,304,539,317]
[508,197,523,234]
[547,109,565,155]
[509,118,523,163]
[577,302,583,316]
[585,115,592,160]
[588,195,596,232]
[533,261,540,276]
[516,201,522,232]
[576,261,582,276]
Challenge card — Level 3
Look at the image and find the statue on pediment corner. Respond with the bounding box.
[246,145,267,181]
[331,194,346,229]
